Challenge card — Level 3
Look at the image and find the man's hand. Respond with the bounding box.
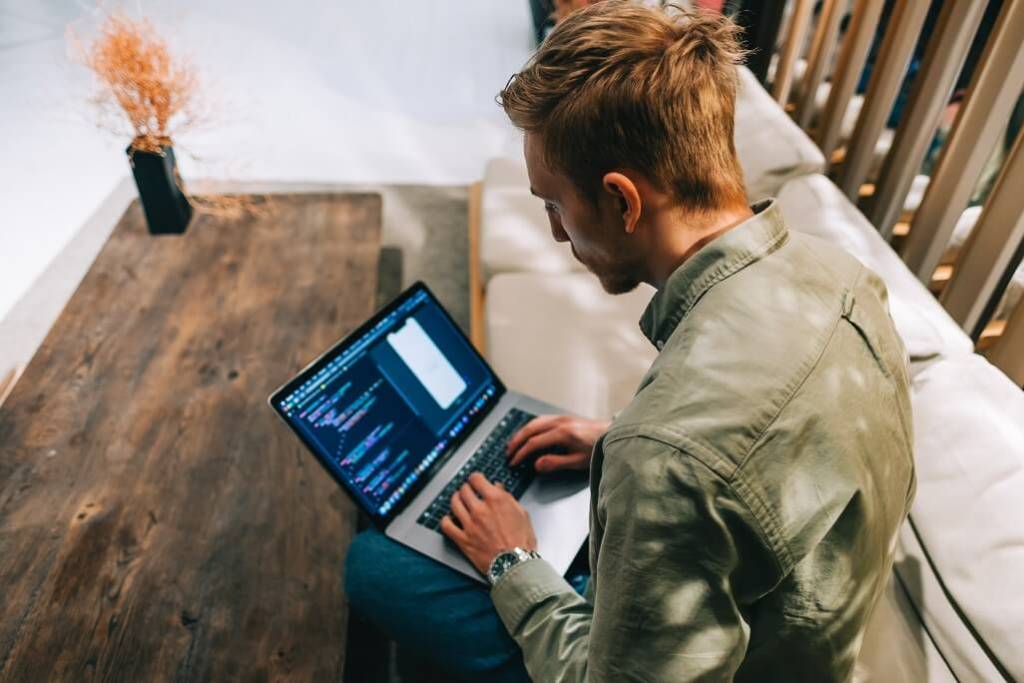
[440,473,537,575]
[506,415,611,473]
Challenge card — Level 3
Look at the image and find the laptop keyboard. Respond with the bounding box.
[417,408,536,531]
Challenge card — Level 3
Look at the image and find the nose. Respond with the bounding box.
[548,214,570,243]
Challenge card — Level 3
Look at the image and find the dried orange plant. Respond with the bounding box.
[83,12,198,153]
[77,11,270,218]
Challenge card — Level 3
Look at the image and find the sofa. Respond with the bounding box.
[474,66,1022,680]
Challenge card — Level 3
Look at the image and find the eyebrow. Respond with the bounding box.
[529,187,549,200]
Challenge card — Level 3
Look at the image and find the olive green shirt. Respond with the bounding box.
[490,200,915,681]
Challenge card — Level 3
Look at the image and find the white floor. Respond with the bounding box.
[0,0,532,342]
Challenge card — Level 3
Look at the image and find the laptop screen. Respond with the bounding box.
[271,283,504,525]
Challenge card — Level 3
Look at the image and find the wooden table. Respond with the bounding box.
[0,193,381,680]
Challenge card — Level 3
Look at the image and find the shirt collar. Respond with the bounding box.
[639,199,788,348]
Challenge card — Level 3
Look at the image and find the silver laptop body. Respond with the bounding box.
[269,282,590,584]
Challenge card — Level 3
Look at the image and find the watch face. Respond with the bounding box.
[496,553,517,573]
[490,552,518,582]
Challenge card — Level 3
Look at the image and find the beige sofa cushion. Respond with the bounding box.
[485,272,656,420]
[480,158,583,279]
[735,66,826,200]
[906,353,1024,679]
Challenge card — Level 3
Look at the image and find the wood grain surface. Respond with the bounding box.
[0,193,381,681]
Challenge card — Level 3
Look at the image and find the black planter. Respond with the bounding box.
[127,144,193,235]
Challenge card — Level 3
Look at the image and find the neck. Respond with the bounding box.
[646,204,755,288]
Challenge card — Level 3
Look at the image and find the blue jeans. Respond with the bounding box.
[344,530,589,682]
[344,530,529,681]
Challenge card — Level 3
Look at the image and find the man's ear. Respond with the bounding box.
[602,172,642,234]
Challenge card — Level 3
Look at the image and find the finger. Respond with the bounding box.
[458,480,485,511]
[506,415,561,455]
[467,472,498,498]
[510,429,566,467]
[535,451,590,473]
[450,490,472,525]
[440,515,467,543]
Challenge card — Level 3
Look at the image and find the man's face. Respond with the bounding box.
[524,133,647,294]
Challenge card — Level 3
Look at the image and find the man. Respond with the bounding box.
[345,2,915,681]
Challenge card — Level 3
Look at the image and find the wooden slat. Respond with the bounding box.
[988,299,1024,387]
[815,0,885,160]
[835,0,931,197]
[901,0,1024,283]
[0,194,381,680]
[794,0,845,131]
[864,1,987,238]
[977,318,1007,353]
[773,0,814,105]
[940,129,1024,337]
[468,181,487,356]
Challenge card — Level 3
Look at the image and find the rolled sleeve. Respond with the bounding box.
[490,557,576,631]
[490,556,593,681]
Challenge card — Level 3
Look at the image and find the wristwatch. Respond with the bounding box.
[487,547,541,586]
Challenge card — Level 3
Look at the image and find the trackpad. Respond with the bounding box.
[520,471,590,575]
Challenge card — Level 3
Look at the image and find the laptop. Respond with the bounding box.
[269,282,590,583]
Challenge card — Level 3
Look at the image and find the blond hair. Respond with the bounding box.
[500,1,748,212]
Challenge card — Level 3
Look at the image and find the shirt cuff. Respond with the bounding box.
[490,557,576,632]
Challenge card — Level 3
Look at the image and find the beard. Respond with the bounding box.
[597,270,641,295]
[591,255,642,294]
[570,243,642,294]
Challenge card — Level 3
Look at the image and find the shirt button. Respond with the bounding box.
[656,340,665,350]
